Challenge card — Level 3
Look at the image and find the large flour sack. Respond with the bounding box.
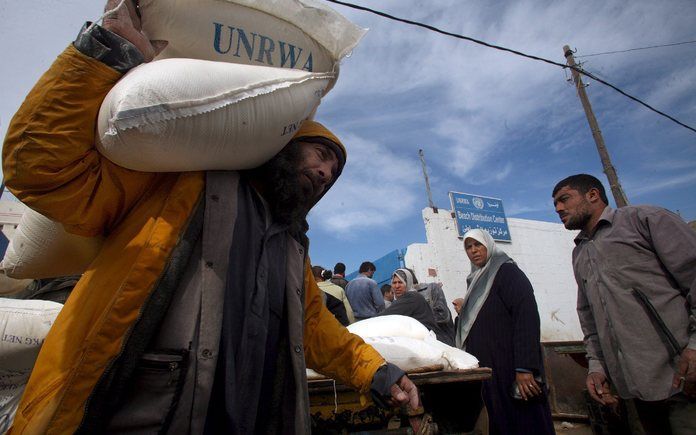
[0,208,103,280]
[306,316,478,379]
[140,0,367,75]
[97,59,333,172]
[0,299,62,432]
[347,315,433,341]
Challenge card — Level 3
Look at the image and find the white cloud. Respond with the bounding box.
[629,171,696,197]
[308,133,421,235]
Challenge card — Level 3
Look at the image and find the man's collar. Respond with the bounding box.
[574,205,614,244]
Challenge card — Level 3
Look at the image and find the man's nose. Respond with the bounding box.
[315,163,333,184]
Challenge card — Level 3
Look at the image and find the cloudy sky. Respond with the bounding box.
[2,1,695,274]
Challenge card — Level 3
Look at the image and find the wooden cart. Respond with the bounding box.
[309,367,492,433]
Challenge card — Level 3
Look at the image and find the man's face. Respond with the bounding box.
[366,269,375,278]
[295,141,339,204]
[553,185,593,230]
[249,140,340,231]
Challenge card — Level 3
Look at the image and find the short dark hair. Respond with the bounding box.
[380,284,392,295]
[321,269,333,280]
[552,174,608,205]
[311,265,324,279]
[359,261,376,273]
[333,262,346,275]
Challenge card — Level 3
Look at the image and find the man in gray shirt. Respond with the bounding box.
[346,261,385,320]
[552,174,696,434]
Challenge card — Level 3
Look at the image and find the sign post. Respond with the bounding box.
[449,192,511,242]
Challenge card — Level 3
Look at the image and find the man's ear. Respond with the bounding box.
[586,188,601,204]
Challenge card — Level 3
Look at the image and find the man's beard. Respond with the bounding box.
[247,142,315,233]
[564,200,592,230]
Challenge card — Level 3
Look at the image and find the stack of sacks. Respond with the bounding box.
[0,299,63,432]
[1,0,366,280]
[306,315,478,379]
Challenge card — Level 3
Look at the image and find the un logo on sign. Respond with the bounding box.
[473,197,484,209]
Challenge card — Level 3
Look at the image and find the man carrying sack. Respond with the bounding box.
[2,1,419,433]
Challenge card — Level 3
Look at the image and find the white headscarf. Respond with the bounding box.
[392,268,416,299]
[455,229,513,348]
[463,229,498,284]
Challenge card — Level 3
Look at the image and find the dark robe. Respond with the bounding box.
[379,291,455,346]
[465,263,555,435]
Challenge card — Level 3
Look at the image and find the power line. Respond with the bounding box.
[577,40,696,58]
[324,0,696,134]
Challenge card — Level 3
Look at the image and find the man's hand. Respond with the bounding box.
[389,375,420,410]
[515,372,542,400]
[673,348,696,398]
[102,0,166,61]
[586,372,618,406]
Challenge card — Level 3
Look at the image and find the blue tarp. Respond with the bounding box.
[346,248,406,287]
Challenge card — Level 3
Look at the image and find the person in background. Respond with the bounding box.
[381,284,394,308]
[379,269,454,346]
[456,229,554,435]
[313,266,354,324]
[345,261,384,320]
[553,174,696,434]
[311,266,349,326]
[411,272,455,346]
[330,262,349,289]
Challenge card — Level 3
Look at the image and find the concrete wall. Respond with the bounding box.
[405,207,583,342]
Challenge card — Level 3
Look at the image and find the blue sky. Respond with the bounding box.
[2,1,695,274]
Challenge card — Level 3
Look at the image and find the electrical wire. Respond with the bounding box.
[324,0,696,134]
[577,40,696,58]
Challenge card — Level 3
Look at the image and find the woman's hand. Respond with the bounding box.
[515,372,542,400]
[452,298,465,315]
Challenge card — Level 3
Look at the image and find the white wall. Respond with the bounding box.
[405,207,583,342]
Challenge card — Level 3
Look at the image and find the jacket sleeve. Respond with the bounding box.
[641,208,696,350]
[371,280,386,313]
[576,273,606,376]
[303,260,385,393]
[2,45,158,237]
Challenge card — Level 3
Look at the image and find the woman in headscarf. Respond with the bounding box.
[456,229,555,435]
[378,268,455,346]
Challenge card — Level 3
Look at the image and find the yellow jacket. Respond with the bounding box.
[3,45,384,434]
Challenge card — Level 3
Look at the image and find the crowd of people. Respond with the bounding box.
[311,173,695,435]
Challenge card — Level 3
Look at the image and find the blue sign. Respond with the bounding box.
[449,191,511,242]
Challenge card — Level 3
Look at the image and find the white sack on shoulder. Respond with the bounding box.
[97,59,333,172]
[140,0,367,73]
[1,208,103,280]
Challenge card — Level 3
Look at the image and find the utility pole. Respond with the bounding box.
[563,44,629,207]
[418,149,438,213]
